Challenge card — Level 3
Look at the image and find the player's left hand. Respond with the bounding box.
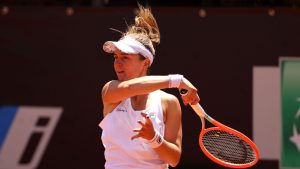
[131,112,156,141]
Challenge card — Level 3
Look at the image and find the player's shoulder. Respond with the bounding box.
[156,90,180,104]
[157,90,181,116]
[102,80,119,87]
[101,80,119,91]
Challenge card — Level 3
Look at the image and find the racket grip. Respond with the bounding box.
[179,89,205,118]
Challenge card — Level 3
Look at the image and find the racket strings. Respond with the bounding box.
[202,130,256,165]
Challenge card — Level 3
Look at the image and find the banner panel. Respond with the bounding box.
[280,58,300,169]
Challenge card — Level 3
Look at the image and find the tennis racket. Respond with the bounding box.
[180,89,259,168]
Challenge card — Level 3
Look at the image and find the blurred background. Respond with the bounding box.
[1,0,300,7]
[1,0,300,169]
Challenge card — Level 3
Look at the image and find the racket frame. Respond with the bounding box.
[190,103,260,168]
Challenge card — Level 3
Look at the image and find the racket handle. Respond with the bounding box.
[179,89,205,118]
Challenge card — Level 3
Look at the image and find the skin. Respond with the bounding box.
[101,49,200,167]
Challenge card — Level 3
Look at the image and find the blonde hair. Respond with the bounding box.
[123,4,160,56]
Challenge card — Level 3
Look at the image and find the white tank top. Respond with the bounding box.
[99,90,168,169]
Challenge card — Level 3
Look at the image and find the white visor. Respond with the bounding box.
[103,36,154,65]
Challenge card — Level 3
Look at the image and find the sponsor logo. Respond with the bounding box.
[0,106,62,169]
[116,107,127,112]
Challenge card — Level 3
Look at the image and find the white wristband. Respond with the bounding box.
[146,130,164,148]
[168,74,183,88]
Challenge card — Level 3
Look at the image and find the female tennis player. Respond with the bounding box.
[99,5,200,169]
